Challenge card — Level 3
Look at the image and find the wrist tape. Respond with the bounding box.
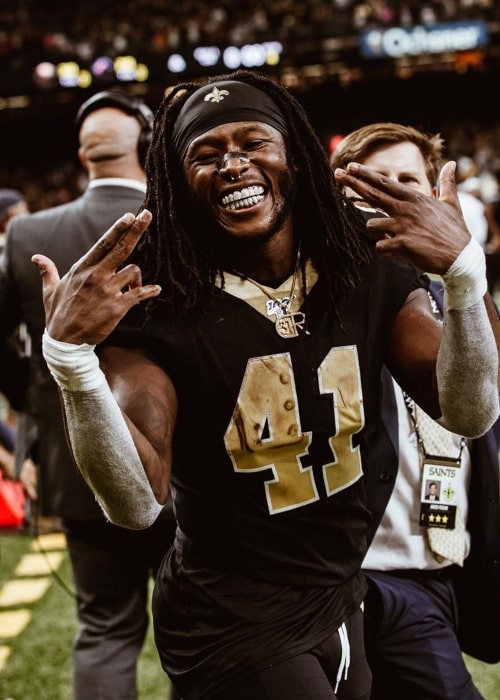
[42,331,105,392]
[441,237,487,310]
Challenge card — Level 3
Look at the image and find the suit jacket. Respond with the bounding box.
[364,279,500,663]
[0,183,146,518]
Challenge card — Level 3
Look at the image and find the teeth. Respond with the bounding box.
[222,186,264,208]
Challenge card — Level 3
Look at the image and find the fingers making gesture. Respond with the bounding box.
[334,161,471,273]
[32,209,161,346]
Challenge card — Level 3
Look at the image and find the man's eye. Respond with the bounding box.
[245,139,267,151]
[400,176,419,184]
[193,153,219,164]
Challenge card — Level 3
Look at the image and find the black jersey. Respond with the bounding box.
[107,253,425,699]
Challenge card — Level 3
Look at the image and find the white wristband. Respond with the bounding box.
[42,330,106,392]
[441,237,487,310]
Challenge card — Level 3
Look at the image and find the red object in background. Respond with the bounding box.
[0,472,25,527]
[329,134,344,154]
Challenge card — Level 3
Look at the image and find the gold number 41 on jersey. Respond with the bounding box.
[224,347,365,514]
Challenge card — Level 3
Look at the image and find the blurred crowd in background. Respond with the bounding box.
[0,0,498,197]
[0,0,499,213]
[1,0,499,70]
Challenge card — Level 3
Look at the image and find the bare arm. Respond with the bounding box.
[335,162,500,436]
[385,288,441,418]
[33,210,174,529]
[98,345,177,505]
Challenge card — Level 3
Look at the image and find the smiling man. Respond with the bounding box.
[33,71,499,700]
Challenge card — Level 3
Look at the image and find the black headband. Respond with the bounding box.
[172,80,288,162]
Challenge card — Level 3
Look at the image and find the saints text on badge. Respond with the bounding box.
[427,466,457,477]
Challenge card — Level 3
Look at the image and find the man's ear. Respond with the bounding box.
[78,147,89,172]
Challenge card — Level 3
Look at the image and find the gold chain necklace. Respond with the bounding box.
[231,249,306,339]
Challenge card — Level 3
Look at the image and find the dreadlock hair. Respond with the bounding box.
[137,69,371,316]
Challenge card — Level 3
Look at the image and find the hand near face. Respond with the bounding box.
[32,209,161,346]
[334,161,471,274]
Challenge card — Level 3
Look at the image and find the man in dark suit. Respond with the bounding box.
[0,92,177,700]
[331,123,500,699]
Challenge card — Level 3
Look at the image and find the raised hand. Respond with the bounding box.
[32,209,161,346]
[334,161,471,274]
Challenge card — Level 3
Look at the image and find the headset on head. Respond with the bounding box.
[75,91,154,167]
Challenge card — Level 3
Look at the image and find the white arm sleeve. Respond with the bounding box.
[437,238,499,437]
[42,331,164,529]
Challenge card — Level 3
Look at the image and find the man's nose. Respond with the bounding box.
[217,151,250,181]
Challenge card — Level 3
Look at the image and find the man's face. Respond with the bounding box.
[343,141,437,202]
[183,121,295,246]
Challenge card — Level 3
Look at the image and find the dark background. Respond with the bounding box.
[1,1,499,208]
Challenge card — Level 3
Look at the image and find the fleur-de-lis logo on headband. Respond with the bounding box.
[204,87,230,103]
